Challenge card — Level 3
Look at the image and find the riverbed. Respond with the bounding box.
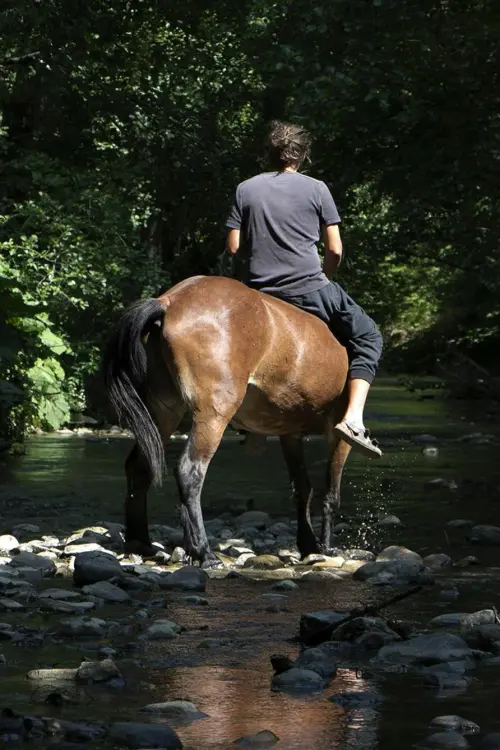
[0,378,499,749]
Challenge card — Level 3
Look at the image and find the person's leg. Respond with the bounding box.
[314,283,383,458]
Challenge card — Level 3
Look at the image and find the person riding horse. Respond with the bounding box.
[225,121,383,459]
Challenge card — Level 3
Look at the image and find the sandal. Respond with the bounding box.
[333,421,382,458]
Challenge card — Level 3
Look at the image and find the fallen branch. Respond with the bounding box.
[300,585,423,646]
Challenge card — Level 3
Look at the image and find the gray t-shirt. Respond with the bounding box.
[225,171,341,297]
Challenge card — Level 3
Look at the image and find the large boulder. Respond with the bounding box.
[373,633,474,666]
[108,722,182,749]
[158,566,207,592]
[73,550,124,586]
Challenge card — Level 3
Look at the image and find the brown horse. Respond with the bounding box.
[103,275,351,568]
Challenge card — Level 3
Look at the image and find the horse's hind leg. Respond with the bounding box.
[174,414,230,569]
[320,430,352,553]
[124,403,185,555]
[280,435,319,558]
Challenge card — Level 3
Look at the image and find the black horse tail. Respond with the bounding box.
[102,298,167,485]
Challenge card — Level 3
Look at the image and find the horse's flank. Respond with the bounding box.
[155,275,349,436]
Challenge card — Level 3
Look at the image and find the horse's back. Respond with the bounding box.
[160,276,348,433]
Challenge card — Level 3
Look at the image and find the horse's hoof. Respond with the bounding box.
[124,540,156,558]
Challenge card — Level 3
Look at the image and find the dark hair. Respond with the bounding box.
[266,120,312,170]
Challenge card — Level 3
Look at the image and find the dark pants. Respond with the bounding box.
[269,282,383,384]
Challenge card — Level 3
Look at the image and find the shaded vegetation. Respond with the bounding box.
[1,0,498,440]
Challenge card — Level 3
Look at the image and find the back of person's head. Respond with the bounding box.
[266,120,312,170]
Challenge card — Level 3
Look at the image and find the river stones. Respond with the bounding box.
[331,617,401,649]
[143,619,182,640]
[235,511,272,529]
[429,614,467,628]
[271,667,324,692]
[108,721,183,749]
[158,566,207,592]
[58,616,107,637]
[299,610,346,643]
[0,535,19,553]
[294,646,338,679]
[470,525,500,545]
[429,716,480,734]
[82,581,131,602]
[329,691,382,708]
[73,550,124,586]
[244,555,281,570]
[8,551,56,577]
[234,729,280,746]
[373,633,474,666]
[140,700,207,724]
[423,554,453,570]
[377,514,403,527]
[76,657,121,683]
[272,580,298,591]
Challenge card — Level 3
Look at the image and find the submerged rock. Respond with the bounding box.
[299,610,347,643]
[329,690,382,708]
[235,511,271,529]
[423,554,453,570]
[331,617,401,649]
[73,550,124,586]
[143,619,182,640]
[429,716,480,734]
[140,700,207,723]
[429,614,467,628]
[9,551,56,577]
[82,581,131,602]
[420,732,470,749]
[470,525,500,545]
[374,633,474,666]
[58,616,107,637]
[158,566,207,592]
[234,729,280,746]
[271,667,324,693]
[108,721,183,749]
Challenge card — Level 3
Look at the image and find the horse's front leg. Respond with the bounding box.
[280,435,319,559]
[174,416,228,569]
[320,433,351,553]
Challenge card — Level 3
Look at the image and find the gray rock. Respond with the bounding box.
[39,588,83,601]
[344,549,375,561]
[377,515,403,527]
[235,511,271,529]
[11,524,40,538]
[27,667,78,681]
[158,566,207,592]
[0,535,19,553]
[462,624,500,650]
[376,545,422,563]
[420,732,470,749]
[374,633,474,665]
[331,616,401,649]
[82,581,131,602]
[470,525,500,545]
[108,721,182,749]
[272,580,298,591]
[143,619,182,640]
[271,667,324,692]
[8,551,56,576]
[140,700,207,724]
[299,610,347,642]
[446,519,474,528]
[180,595,209,606]
[461,609,497,629]
[455,556,481,567]
[294,646,337,679]
[429,614,467,628]
[58,616,107,637]
[429,716,480,734]
[234,729,280,746]
[76,657,121,683]
[40,599,96,614]
[353,558,432,586]
[423,672,472,692]
[73,550,124,586]
[244,554,281,570]
[423,553,453,569]
[170,546,187,564]
[64,542,110,556]
[0,598,24,611]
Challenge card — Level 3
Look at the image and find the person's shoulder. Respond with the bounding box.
[237,172,274,189]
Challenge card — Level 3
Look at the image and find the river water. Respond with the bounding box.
[1,378,499,749]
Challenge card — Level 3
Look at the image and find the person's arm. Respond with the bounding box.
[322,223,343,278]
[226,228,240,255]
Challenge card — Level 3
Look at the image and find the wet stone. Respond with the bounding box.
[377,514,403,527]
[235,511,271,529]
[376,546,422,564]
[63,542,111,556]
[429,614,467,628]
[455,556,481,567]
[143,619,182,640]
[461,609,497,629]
[39,588,82,601]
[82,580,131,602]
[271,667,324,693]
[0,598,24,611]
[272,580,298,591]
[332,617,401,649]
[244,555,281,570]
[58,616,107,637]
[462,624,500,650]
[27,667,78,681]
[470,525,500,545]
[429,716,480,734]
[40,599,96,614]
[179,595,209,605]
[73,550,124,586]
[76,657,121,683]
[0,535,19,553]
[423,672,472,692]
[300,610,347,643]
[140,700,208,724]
[108,721,183,749]
[234,729,280,746]
[420,732,470,749]
[374,633,474,666]
[294,646,338,679]
[158,566,207,592]
[8,551,56,577]
[170,546,187,564]
[423,553,453,569]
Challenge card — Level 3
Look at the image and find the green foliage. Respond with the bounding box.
[0,0,498,441]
